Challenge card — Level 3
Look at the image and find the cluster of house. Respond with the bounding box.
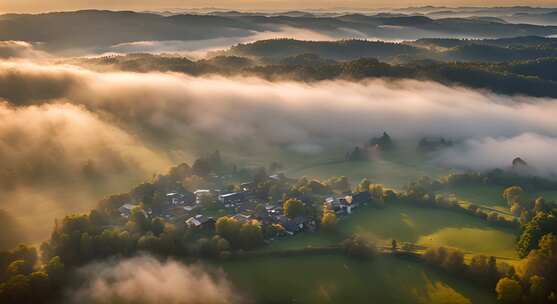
[324,191,371,215]
[184,190,372,237]
[117,172,372,239]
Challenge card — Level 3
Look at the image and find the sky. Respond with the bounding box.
[1,0,557,13]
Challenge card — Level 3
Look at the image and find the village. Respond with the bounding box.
[117,171,372,240]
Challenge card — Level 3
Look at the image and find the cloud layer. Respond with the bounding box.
[1,61,557,146]
[106,26,340,59]
[69,255,241,304]
[436,133,557,177]
[0,41,48,59]
[0,100,170,248]
[2,58,557,246]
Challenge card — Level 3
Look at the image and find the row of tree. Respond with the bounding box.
[0,245,65,304]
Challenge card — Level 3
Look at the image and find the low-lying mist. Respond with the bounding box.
[2,58,557,248]
[68,255,241,304]
[105,26,343,59]
[436,133,557,177]
[0,41,48,59]
[0,101,170,249]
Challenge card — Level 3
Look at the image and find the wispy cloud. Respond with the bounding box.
[69,255,242,304]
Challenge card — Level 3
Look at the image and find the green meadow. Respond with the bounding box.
[223,154,523,303]
[217,254,496,304]
[223,201,517,303]
[268,203,518,259]
[340,204,518,259]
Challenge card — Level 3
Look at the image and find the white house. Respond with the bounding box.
[118,204,141,218]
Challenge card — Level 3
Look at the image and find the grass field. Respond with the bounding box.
[267,203,518,259]
[216,154,520,303]
[342,204,518,259]
[216,254,496,304]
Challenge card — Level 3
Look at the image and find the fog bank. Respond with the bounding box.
[436,133,557,177]
[69,255,241,304]
[0,101,170,248]
[1,61,557,146]
[2,60,557,247]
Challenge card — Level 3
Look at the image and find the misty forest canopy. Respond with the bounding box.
[74,36,557,98]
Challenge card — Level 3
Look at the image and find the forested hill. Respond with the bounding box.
[217,39,425,62]
[75,53,557,98]
[216,37,557,63]
[1,10,557,52]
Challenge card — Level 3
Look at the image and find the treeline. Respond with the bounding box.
[408,172,557,302]
[77,52,557,98]
[220,37,557,63]
[356,177,520,229]
[422,235,557,303]
[423,247,505,289]
[440,170,557,191]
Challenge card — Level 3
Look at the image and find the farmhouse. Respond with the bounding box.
[219,192,245,206]
[276,215,306,235]
[185,214,215,230]
[166,191,195,206]
[118,204,140,218]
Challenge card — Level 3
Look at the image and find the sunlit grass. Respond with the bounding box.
[217,254,496,304]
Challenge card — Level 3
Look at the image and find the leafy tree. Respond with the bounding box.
[520,234,557,295]
[270,224,286,237]
[239,220,263,249]
[342,235,376,259]
[510,203,522,217]
[28,271,50,300]
[192,158,211,177]
[321,209,337,232]
[129,207,150,233]
[502,186,524,207]
[253,167,268,184]
[215,216,241,246]
[215,217,262,250]
[469,255,499,285]
[517,212,557,258]
[43,256,64,287]
[283,199,305,218]
[254,204,267,217]
[0,274,31,303]
[443,250,466,273]
[168,163,192,181]
[369,184,385,205]
[534,197,547,214]
[151,218,165,236]
[356,178,371,193]
[495,278,522,304]
[391,239,398,251]
[7,260,31,277]
[529,275,549,304]
[214,236,231,252]
[423,247,465,273]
